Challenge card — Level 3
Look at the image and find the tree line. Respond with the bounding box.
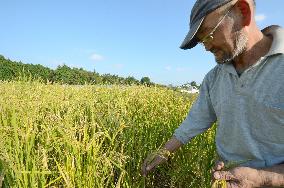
[0,55,154,86]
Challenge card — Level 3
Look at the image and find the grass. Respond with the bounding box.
[0,80,217,187]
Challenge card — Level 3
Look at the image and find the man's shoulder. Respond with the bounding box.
[201,65,224,90]
[204,65,223,82]
[268,53,284,67]
[274,53,284,60]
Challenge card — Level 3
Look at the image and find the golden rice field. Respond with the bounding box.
[0,80,217,188]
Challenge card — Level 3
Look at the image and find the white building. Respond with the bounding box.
[180,85,199,94]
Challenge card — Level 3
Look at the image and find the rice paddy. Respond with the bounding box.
[0,80,217,187]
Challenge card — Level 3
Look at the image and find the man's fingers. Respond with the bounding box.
[146,156,165,171]
[213,161,225,171]
[141,155,165,177]
[141,161,148,176]
[213,171,236,181]
[141,153,155,176]
[226,181,239,188]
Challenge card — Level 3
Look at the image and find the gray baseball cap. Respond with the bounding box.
[180,0,234,50]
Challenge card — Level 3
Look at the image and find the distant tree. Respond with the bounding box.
[0,60,16,80]
[190,81,198,87]
[53,65,74,84]
[101,73,117,84]
[125,76,139,85]
[0,54,154,86]
[140,77,151,86]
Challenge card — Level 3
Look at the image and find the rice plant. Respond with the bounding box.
[0,80,216,187]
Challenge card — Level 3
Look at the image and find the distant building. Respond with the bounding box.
[179,85,199,94]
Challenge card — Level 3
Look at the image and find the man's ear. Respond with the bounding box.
[236,0,251,26]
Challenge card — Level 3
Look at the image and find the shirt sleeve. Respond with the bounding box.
[173,74,217,144]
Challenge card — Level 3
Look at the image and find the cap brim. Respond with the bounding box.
[180,17,204,50]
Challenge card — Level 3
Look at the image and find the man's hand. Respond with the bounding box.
[212,161,263,188]
[141,151,168,177]
[141,136,183,177]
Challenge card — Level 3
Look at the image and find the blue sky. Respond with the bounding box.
[0,0,283,86]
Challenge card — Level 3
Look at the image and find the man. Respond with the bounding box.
[141,0,284,187]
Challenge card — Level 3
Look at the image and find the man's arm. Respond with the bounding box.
[259,163,284,187]
[212,162,284,187]
[141,136,183,176]
[163,136,184,153]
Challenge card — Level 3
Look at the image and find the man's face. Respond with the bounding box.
[196,8,248,64]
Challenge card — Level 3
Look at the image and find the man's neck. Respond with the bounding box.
[232,30,273,73]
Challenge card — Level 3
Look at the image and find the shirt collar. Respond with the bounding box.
[262,25,284,57]
[223,63,238,76]
[223,25,284,75]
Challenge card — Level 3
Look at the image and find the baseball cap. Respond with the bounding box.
[180,0,234,50]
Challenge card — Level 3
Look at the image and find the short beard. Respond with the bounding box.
[216,29,248,64]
